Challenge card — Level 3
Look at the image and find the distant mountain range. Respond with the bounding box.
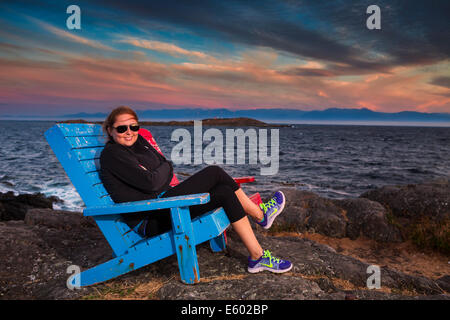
[60,107,450,122]
[2,107,450,122]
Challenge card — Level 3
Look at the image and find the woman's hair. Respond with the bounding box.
[103,106,139,141]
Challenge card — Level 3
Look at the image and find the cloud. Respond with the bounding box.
[30,17,114,51]
[93,0,449,75]
[1,0,449,114]
[280,67,336,77]
[119,37,209,60]
[429,76,450,89]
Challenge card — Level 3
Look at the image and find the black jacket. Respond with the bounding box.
[100,135,174,227]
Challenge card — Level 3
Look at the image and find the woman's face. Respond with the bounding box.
[108,113,139,147]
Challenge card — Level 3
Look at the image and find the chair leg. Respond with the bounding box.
[209,232,227,252]
[67,244,173,287]
[170,207,200,284]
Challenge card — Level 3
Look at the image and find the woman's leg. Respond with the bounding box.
[161,168,264,259]
[162,165,261,217]
[164,165,263,221]
[157,166,291,272]
[187,184,263,260]
[234,188,264,222]
[162,165,240,198]
[231,216,263,260]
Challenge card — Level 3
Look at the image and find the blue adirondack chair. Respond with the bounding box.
[45,123,232,286]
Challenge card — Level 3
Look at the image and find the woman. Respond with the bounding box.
[100,106,292,274]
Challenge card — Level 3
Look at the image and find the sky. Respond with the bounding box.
[0,0,449,117]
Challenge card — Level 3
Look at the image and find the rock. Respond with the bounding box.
[0,208,108,299]
[360,179,450,253]
[360,179,450,221]
[159,273,325,300]
[0,192,62,221]
[436,275,450,292]
[269,189,347,238]
[345,293,357,300]
[332,198,402,242]
[0,186,448,300]
[24,208,96,231]
[270,188,402,242]
[156,229,447,300]
[264,189,313,232]
[304,196,347,238]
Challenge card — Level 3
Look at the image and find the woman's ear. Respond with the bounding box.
[107,126,114,141]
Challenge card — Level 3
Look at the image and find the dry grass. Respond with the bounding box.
[200,274,247,283]
[288,272,419,296]
[82,276,174,300]
[271,231,450,281]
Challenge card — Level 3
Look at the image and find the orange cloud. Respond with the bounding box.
[120,37,210,60]
[1,30,449,114]
[28,17,114,51]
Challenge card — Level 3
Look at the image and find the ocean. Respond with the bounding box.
[1,120,449,212]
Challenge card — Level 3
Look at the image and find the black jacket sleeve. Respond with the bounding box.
[100,143,173,195]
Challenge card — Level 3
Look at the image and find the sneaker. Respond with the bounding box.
[256,191,286,229]
[248,250,292,274]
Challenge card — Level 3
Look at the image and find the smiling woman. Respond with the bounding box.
[99,105,292,274]
[103,106,140,146]
[103,106,139,141]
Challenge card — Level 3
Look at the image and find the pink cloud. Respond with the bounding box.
[1,38,449,114]
[30,17,114,51]
[120,37,210,60]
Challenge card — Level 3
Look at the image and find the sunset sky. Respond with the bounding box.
[0,0,449,117]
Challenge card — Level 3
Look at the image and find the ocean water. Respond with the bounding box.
[0,120,449,212]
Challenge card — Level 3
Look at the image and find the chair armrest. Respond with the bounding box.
[83,193,210,216]
[233,176,255,186]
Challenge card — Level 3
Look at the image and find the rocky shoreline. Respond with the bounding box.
[0,179,448,300]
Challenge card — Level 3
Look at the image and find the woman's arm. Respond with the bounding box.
[101,145,172,194]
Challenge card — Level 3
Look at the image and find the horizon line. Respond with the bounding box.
[2,106,450,118]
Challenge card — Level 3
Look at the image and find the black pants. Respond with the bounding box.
[138,165,247,237]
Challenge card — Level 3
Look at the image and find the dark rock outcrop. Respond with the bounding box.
[360,179,450,253]
[0,192,62,221]
[360,178,450,221]
[267,189,403,243]
[333,198,402,242]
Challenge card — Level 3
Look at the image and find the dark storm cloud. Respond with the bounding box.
[91,0,449,75]
[429,76,450,89]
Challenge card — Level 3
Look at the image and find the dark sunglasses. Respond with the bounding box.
[113,124,140,134]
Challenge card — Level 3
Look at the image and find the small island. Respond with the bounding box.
[59,117,289,127]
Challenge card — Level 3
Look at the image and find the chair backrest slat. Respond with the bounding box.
[57,123,104,136]
[66,136,106,149]
[73,147,103,161]
[45,123,139,256]
[45,124,195,256]
[45,124,112,207]
[86,171,103,186]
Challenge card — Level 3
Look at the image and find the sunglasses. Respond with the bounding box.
[113,124,140,134]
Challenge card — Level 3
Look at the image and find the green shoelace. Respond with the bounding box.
[262,250,281,264]
[259,198,277,214]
